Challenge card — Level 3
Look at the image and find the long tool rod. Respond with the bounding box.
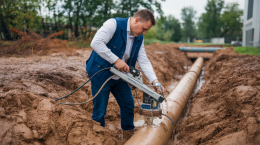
[124,57,204,145]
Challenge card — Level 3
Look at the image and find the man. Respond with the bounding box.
[86,9,165,138]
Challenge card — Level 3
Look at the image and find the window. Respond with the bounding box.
[246,28,254,46]
[247,0,254,20]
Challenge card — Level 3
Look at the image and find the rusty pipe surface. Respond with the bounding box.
[125,57,204,145]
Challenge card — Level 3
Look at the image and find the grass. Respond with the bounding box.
[234,46,260,55]
[144,39,175,45]
[67,41,91,48]
[184,43,232,47]
[143,39,233,47]
[184,43,212,45]
[0,41,16,47]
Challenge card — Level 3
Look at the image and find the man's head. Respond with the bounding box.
[130,9,156,37]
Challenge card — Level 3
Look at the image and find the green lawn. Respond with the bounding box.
[0,41,16,47]
[234,46,260,55]
[143,39,233,47]
[67,41,91,48]
[184,43,232,47]
[143,39,175,45]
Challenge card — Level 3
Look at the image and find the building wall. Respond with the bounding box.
[243,0,260,47]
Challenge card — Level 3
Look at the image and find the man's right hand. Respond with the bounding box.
[114,58,129,73]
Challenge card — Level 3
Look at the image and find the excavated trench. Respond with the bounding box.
[167,66,205,144]
[170,48,260,145]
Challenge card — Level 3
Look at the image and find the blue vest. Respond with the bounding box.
[86,18,143,87]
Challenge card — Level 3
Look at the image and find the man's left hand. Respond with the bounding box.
[152,80,165,95]
[161,85,165,95]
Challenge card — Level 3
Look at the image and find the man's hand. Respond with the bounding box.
[161,85,165,95]
[152,80,165,95]
[114,58,130,73]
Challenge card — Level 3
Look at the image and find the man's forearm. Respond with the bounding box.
[137,41,158,84]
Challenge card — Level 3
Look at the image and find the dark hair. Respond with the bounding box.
[133,9,156,26]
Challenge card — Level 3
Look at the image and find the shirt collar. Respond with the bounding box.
[127,17,135,38]
[127,18,131,32]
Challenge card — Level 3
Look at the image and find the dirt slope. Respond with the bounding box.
[0,43,189,145]
[173,48,260,145]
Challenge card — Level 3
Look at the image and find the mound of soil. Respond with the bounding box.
[0,43,189,145]
[0,30,76,57]
[173,48,260,145]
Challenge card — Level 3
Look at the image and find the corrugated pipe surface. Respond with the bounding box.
[125,57,204,145]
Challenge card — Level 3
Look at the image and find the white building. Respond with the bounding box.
[242,0,260,47]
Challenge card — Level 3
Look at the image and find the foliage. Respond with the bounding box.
[168,16,182,42]
[234,47,260,55]
[59,0,166,37]
[0,0,41,40]
[115,0,165,18]
[198,0,243,39]
[143,39,174,45]
[200,0,224,38]
[181,6,197,41]
[1,0,41,29]
[220,2,243,36]
[143,27,156,39]
[0,0,166,40]
[144,15,182,42]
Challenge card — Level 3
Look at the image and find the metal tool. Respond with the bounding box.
[56,66,165,124]
[110,67,164,124]
[110,67,164,103]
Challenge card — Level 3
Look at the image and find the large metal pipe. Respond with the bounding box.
[125,57,204,145]
[180,47,222,52]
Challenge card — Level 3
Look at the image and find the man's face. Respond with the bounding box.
[131,17,152,37]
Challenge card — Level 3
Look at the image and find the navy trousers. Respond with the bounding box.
[91,79,135,130]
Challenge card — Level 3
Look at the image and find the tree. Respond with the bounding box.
[167,16,182,42]
[197,16,207,39]
[62,0,103,37]
[0,0,41,40]
[163,15,182,42]
[200,0,224,38]
[181,6,197,41]
[63,0,74,32]
[115,0,165,18]
[198,1,243,38]
[220,2,243,36]
[144,15,182,42]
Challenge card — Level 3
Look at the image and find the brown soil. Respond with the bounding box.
[172,47,260,145]
[0,42,189,145]
[0,30,75,57]
[186,52,213,58]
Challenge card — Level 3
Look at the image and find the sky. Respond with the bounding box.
[155,0,245,21]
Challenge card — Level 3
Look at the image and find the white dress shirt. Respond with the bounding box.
[90,18,157,83]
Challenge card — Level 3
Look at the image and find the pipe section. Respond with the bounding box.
[180,47,222,52]
[125,57,204,145]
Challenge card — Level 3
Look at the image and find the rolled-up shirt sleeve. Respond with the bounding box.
[137,40,158,84]
[90,19,118,64]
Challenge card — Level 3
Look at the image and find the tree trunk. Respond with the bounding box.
[75,0,83,37]
[54,11,57,32]
[0,14,12,40]
[104,0,108,19]
[129,0,132,15]
[41,17,46,37]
